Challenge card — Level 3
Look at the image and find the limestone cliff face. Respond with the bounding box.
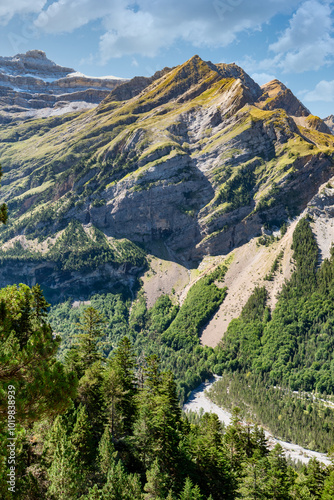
[0,54,333,298]
[0,258,140,302]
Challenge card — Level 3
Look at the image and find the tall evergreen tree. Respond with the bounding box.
[71,404,94,467]
[0,284,76,423]
[179,477,203,500]
[47,431,86,500]
[144,458,169,499]
[97,426,117,477]
[0,163,7,225]
[321,470,334,500]
[100,460,142,500]
[75,307,106,369]
[107,336,138,435]
[265,444,293,500]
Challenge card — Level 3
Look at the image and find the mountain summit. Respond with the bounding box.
[0,49,74,77]
[0,50,126,121]
[0,54,333,300]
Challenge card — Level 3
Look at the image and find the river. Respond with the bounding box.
[183,376,331,466]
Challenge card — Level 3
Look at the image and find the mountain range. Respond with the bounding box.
[0,50,126,122]
[2,51,334,498]
[0,51,333,332]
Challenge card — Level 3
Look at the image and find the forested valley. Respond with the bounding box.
[1,216,334,498]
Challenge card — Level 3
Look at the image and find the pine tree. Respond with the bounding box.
[303,458,328,499]
[71,404,94,467]
[42,415,67,466]
[47,432,85,500]
[0,163,7,225]
[179,478,203,500]
[75,306,106,369]
[190,412,234,499]
[265,444,292,500]
[107,336,138,435]
[82,483,102,499]
[97,426,117,477]
[31,284,50,322]
[144,458,169,499]
[133,360,183,477]
[103,366,126,439]
[100,460,142,499]
[224,407,248,470]
[0,284,76,424]
[143,354,162,392]
[321,470,334,499]
[77,361,106,444]
[237,451,269,499]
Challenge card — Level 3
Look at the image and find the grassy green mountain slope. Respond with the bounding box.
[0,55,333,301]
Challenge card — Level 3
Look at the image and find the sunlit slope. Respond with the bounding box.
[0,55,333,298]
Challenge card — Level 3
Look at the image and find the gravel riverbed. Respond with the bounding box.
[183,377,331,466]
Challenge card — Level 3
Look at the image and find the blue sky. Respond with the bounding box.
[0,0,333,117]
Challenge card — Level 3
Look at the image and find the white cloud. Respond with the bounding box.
[34,0,121,32]
[0,0,46,25]
[303,80,334,102]
[32,0,302,60]
[251,72,277,86]
[269,0,334,73]
[6,0,331,74]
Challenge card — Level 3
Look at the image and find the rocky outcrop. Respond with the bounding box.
[325,115,334,134]
[257,79,310,117]
[0,258,141,303]
[216,62,262,100]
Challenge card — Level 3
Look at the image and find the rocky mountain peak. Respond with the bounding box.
[0,49,74,78]
[216,62,262,100]
[256,78,310,117]
[0,50,126,122]
[0,53,333,299]
[324,115,334,134]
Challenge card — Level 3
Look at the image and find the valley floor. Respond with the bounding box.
[183,377,331,466]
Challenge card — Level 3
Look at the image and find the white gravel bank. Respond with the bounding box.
[183,377,331,466]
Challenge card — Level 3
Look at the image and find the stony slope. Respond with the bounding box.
[0,54,333,305]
